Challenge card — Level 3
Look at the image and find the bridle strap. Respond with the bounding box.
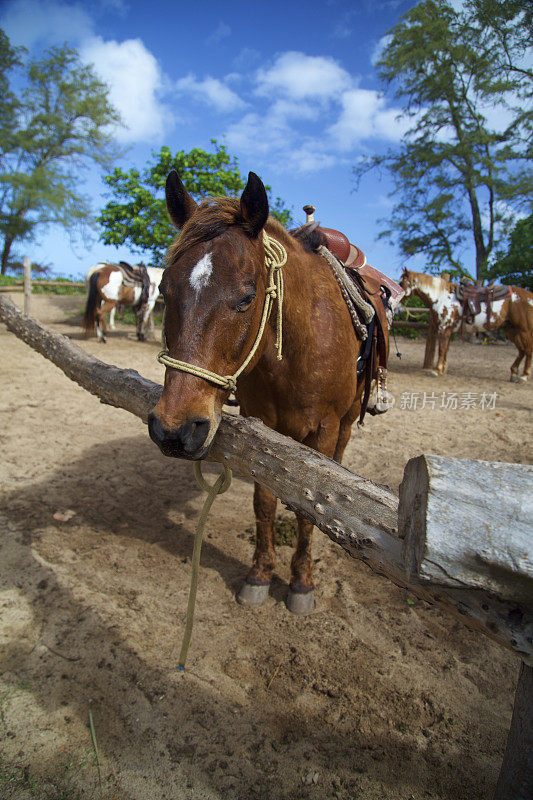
[157,230,287,392]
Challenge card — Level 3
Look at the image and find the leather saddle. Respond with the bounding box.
[454,280,511,324]
[116,261,151,308]
[319,226,404,315]
[301,208,404,420]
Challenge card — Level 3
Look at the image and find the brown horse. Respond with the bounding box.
[83,262,163,343]
[400,268,533,381]
[148,170,364,615]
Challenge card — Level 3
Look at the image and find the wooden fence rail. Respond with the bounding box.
[0,281,84,291]
[0,294,530,662]
[1,294,531,799]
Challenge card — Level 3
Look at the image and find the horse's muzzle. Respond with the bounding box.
[148,412,212,460]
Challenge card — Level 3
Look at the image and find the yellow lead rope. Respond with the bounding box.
[157,230,287,391]
[160,231,285,667]
[177,461,232,670]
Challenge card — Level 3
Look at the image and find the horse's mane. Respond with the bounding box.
[166,197,317,264]
[289,221,327,253]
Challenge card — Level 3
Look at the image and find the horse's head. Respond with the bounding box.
[399,268,413,297]
[148,169,270,460]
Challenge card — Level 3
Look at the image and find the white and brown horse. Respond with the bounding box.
[83,262,163,342]
[400,269,533,381]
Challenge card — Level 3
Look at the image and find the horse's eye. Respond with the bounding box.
[235,292,256,312]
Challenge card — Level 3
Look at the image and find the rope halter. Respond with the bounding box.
[157,230,287,392]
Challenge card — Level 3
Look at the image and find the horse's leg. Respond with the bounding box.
[135,306,145,341]
[333,402,360,464]
[97,300,115,343]
[505,326,525,382]
[510,347,525,382]
[286,415,342,616]
[435,327,452,374]
[138,300,155,341]
[516,331,532,382]
[109,306,116,330]
[237,482,277,607]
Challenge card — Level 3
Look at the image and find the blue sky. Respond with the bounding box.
[1,0,423,280]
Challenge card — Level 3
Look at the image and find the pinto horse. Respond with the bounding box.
[148,170,365,615]
[400,268,533,381]
[83,262,163,342]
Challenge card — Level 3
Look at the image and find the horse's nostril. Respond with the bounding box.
[148,412,167,446]
[178,418,211,453]
[148,413,211,457]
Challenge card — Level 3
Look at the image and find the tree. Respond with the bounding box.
[98,141,293,265]
[486,213,533,290]
[355,0,532,282]
[0,31,120,274]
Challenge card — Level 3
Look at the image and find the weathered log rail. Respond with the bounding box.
[1,293,532,800]
[1,295,531,664]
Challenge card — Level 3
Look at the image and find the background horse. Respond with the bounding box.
[83,262,163,342]
[400,269,533,381]
[148,170,365,615]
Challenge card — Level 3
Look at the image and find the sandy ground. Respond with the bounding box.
[0,293,532,800]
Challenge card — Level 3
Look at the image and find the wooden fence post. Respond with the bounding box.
[493,662,533,800]
[23,257,31,315]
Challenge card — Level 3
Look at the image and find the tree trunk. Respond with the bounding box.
[1,235,14,275]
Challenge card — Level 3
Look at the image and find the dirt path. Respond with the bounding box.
[1,293,531,800]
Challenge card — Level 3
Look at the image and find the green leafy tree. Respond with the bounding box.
[355,0,532,282]
[0,31,121,274]
[486,213,533,290]
[98,141,293,265]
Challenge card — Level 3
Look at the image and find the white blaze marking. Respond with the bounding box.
[190,253,213,293]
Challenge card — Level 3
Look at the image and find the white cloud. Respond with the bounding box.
[81,36,169,143]
[2,1,172,144]
[285,146,339,174]
[225,112,292,156]
[222,50,415,173]
[269,99,320,122]
[256,52,352,101]
[205,22,231,46]
[371,35,392,67]
[329,88,408,150]
[0,0,94,47]
[175,75,245,113]
[224,108,337,175]
[233,47,261,70]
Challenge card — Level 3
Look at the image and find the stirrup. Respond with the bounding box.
[367,367,394,414]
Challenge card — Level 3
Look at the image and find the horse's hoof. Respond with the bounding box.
[236,582,269,607]
[286,588,315,616]
[519,376,528,383]
[510,373,520,383]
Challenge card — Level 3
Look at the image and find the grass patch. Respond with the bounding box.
[114,307,163,327]
[0,275,85,296]
[0,753,92,800]
[247,517,297,547]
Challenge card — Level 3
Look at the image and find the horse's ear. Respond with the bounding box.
[165,170,198,229]
[240,172,269,238]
